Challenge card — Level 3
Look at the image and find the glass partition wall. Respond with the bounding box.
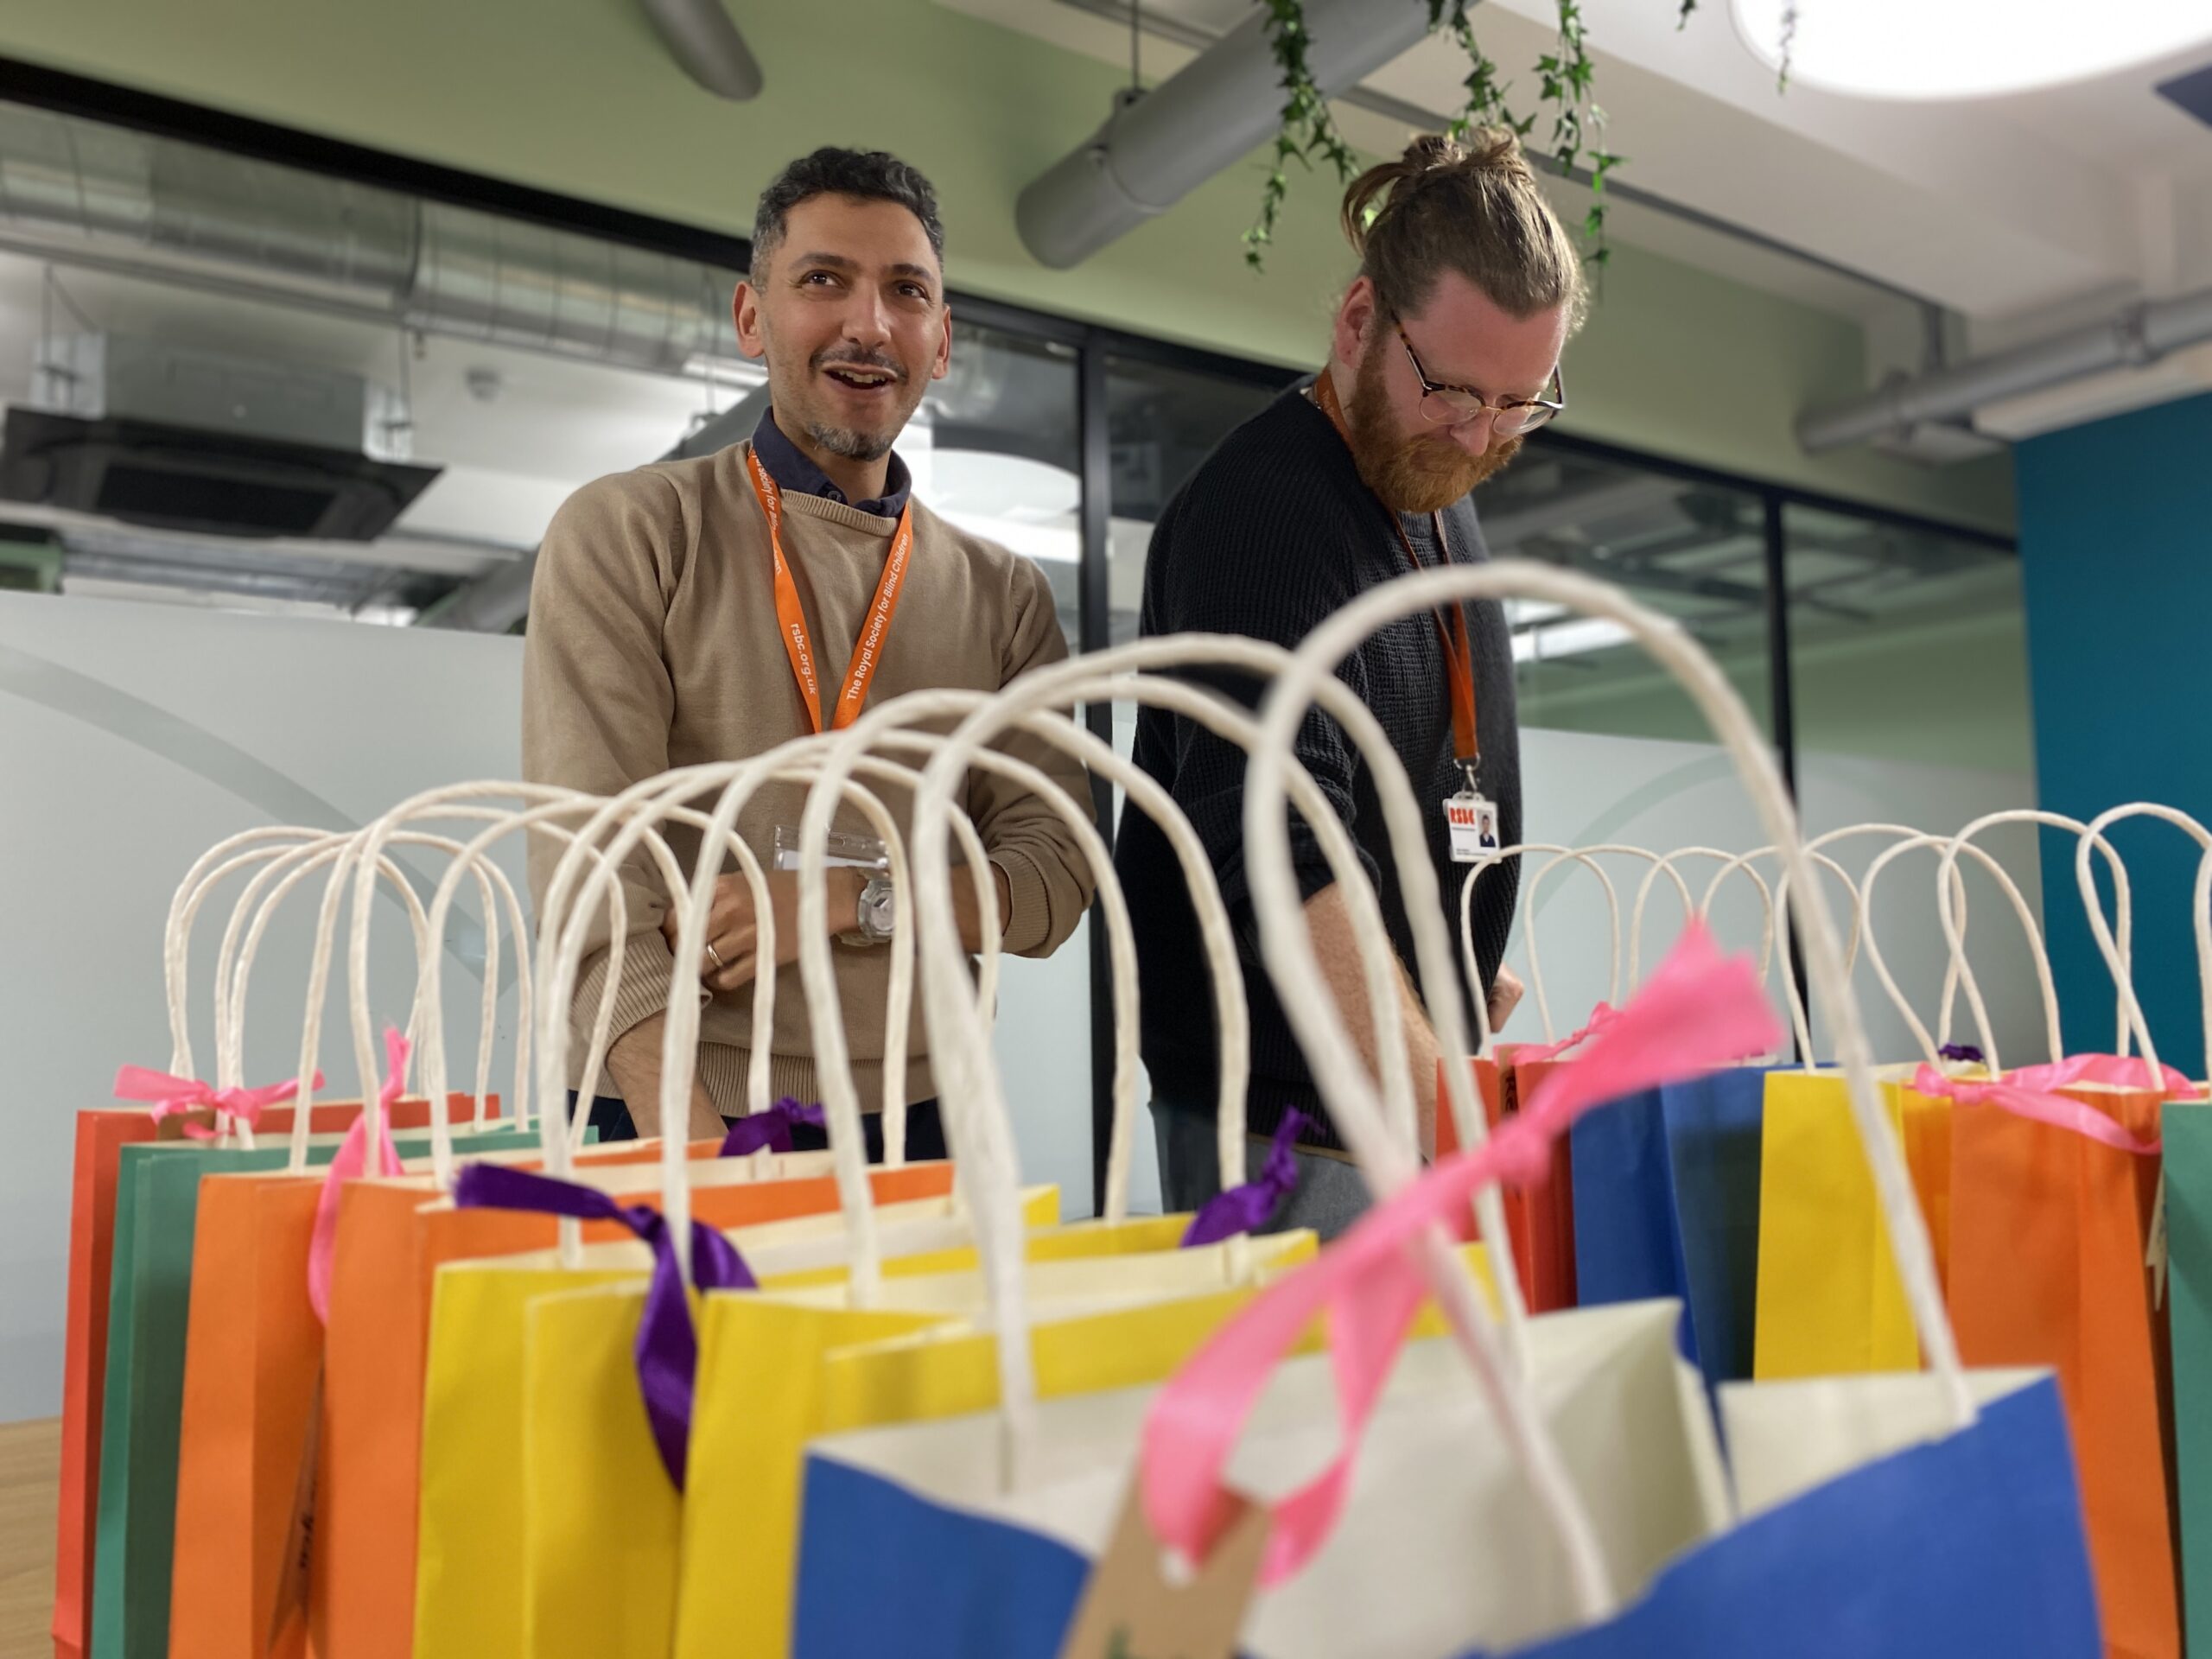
[0,73,2027,1211]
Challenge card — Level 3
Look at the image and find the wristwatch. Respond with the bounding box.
[842,871,896,946]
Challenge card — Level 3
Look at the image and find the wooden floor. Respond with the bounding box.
[0,1421,57,1659]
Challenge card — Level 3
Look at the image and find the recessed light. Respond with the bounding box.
[1732,0,2212,100]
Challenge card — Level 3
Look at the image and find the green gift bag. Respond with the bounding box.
[2167,1101,2212,1657]
[86,1128,543,1659]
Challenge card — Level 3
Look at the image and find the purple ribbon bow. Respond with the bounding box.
[452,1162,755,1489]
[719,1097,827,1158]
[1180,1109,1311,1247]
[1939,1043,1986,1065]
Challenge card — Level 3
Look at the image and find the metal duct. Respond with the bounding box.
[0,105,742,374]
[1014,0,1435,270]
[640,0,764,100]
[1798,285,2212,454]
[413,546,537,633]
[416,382,773,631]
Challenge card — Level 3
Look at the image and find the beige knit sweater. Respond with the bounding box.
[520,442,1096,1117]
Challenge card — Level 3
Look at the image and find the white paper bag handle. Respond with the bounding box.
[1632,848,1773,989]
[1249,563,1974,1442]
[168,831,417,1151]
[1703,842,1866,1062]
[2067,804,2212,1077]
[331,798,625,1172]
[1459,843,1615,1062]
[1928,810,2138,1067]
[162,827,324,1080]
[407,791,716,1187]
[796,687,1270,1292]
[203,834,432,1163]
[535,745,901,1272]
[544,744,997,1277]
[1759,825,1951,1063]
[898,639,1521,1491]
[277,829,532,1170]
[1518,848,1632,1040]
[873,702,1253,1206]
[1856,829,2060,1070]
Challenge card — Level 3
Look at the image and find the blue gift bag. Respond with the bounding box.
[1474,1377,2098,1658]
[1570,1068,1767,1388]
[790,1375,2096,1659]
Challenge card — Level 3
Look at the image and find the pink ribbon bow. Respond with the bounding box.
[305,1027,411,1324]
[1910,1052,2196,1157]
[1514,1001,1624,1064]
[112,1065,321,1141]
[1141,923,1783,1588]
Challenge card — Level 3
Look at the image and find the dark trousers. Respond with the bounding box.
[570,1093,947,1164]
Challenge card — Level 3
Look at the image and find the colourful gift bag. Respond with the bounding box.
[657,1218,1318,1659]
[314,1150,955,1659]
[1939,1064,2178,1659]
[86,1114,524,1659]
[164,1103,535,1659]
[1571,1067,1770,1389]
[1439,1052,1575,1313]
[788,942,2096,1659]
[50,1096,471,1659]
[2164,1100,2212,1658]
[410,1184,1061,1659]
[1751,1069,1952,1378]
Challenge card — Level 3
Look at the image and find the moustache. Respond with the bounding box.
[811,346,908,383]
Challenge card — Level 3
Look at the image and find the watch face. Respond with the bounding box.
[863,881,895,938]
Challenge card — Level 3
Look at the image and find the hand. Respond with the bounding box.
[663,868,861,994]
[1487,963,1524,1034]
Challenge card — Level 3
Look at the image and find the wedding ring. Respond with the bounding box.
[706,943,727,972]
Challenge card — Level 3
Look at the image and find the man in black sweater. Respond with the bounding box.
[1116,128,1587,1236]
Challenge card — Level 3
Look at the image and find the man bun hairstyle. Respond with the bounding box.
[751,147,945,284]
[1341,129,1586,330]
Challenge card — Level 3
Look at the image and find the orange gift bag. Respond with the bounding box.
[1913,804,2199,1659]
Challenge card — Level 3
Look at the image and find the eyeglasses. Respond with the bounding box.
[1395,319,1566,436]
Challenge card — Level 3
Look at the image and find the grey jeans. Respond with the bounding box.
[1150,1099,1374,1242]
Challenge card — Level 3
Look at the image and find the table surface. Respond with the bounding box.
[0,1419,57,1659]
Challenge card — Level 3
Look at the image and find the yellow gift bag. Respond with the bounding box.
[1751,1067,1952,1376]
[410,1184,1063,1659]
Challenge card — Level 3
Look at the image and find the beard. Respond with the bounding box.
[804,416,897,462]
[1344,345,1522,514]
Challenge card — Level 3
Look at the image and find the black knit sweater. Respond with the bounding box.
[1115,384,1522,1152]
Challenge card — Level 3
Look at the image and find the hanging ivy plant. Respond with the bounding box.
[1244,0,1787,274]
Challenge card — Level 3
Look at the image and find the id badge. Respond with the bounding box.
[1444,789,1500,863]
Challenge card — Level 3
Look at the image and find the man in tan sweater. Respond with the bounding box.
[522,147,1095,1154]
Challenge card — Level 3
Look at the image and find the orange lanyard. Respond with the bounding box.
[744,442,915,734]
[1310,371,1482,775]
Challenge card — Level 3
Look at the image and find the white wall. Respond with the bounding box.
[1512,728,2044,1067]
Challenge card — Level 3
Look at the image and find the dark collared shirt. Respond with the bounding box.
[751,405,912,519]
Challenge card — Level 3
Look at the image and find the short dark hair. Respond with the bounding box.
[750,148,945,284]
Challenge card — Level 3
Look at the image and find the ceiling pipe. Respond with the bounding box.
[640,0,764,100]
[1798,285,2212,454]
[0,105,748,376]
[1015,0,1435,270]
